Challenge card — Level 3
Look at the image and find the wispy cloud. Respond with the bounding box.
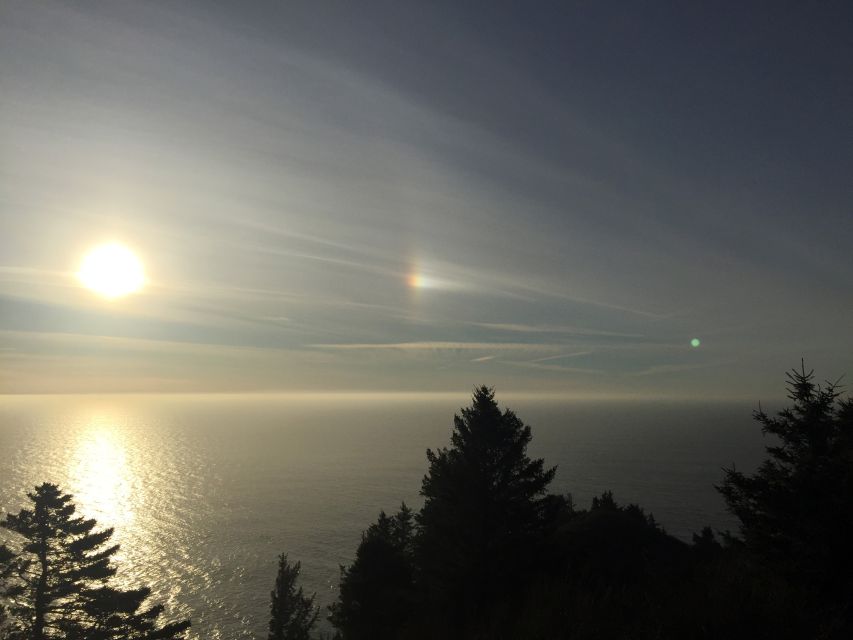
[1,1,849,395]
[628,360,738,377]
[308,341,561,352]
[473,322,643,338]
[500,359,606,375]
[529,351,594,363]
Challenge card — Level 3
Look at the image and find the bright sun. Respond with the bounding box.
[77,243,146,298]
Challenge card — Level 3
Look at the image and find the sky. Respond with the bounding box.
[1,1,851,397]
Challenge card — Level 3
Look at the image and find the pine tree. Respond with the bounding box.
[268,554,318,640]
[78,586,191,639]
[0,543,15,632]
[416,386,556,632]
[1,483,190,639]
[329,504,415,640]
[718,363,853,599]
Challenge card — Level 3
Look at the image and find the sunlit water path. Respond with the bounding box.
[0,394,766,638]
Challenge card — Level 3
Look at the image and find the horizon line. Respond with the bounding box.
[0,389,768,404]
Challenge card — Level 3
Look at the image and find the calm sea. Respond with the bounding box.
[0,394,768,638]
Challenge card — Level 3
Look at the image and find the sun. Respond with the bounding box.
[77,243,146,298]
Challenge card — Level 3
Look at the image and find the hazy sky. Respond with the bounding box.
[1,1,851,397]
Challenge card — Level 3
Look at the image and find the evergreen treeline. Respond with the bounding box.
[324,367,852,639]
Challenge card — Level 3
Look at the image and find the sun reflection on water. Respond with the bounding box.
[68,410,136,537]
[59,403,199,627]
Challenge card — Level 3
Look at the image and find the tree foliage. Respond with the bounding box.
[415,386,556,632]
[76,585,192,640]
[0,483,190,640]
[0,543,15,632]
[329,505,415,640]
[328,373,853,638]
[718,362,853,600]
[268,554,318,640]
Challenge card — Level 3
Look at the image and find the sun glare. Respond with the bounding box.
[78,243,145,298]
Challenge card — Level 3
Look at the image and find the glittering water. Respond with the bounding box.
[0,394,766,638]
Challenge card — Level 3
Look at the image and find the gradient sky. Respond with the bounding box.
[1,1,851,397]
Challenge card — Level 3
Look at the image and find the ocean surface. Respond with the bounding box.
[0,393,769,638]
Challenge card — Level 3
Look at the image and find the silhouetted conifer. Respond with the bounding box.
[325,377,853,639]
[76,585,191,640]
[488,492,693,640]
[416,386,556,633]
[718,363,853,606]
[590,489,617,510]
[329,504,415,640]
[0,543,15,631]
[691,526,722,557]
[268,554,318,640]
[1,483,190,640]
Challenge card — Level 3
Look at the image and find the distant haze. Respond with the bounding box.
[1,1,851,397]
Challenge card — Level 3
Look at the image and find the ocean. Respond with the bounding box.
[0,393,768,638]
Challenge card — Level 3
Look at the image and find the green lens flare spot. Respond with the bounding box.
[690,338,701,348]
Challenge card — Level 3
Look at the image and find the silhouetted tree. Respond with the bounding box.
[415,386,556,633]
[558,492,680,588]
[268,554,318,640]
[590,489,617,511]
[77,585,192,640]
[718,363,853,607]
[1,483,190,639]
[506,491,691,640]
[690,526,722,558]
[329,504,415,640]
[0,543,15,632]
[323,374,853,639]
